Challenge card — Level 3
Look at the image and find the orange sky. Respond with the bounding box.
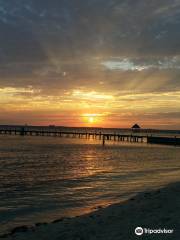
[0,1,180,129]
[0,87,180,129]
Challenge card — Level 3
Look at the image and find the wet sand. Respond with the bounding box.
[1,182,180,240]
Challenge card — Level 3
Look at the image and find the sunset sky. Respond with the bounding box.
[0,0,180,129]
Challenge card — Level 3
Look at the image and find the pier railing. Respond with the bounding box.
[0,126,179,146]
[0,126,146,144]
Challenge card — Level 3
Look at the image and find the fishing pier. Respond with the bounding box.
[0,126,179,146]
[0,126,145,144]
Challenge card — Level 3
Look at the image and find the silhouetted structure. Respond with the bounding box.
[131,124,141,129]
[0,125,179,145]
[0,125,146,144]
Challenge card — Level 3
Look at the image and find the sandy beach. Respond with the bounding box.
[1,182,180,240]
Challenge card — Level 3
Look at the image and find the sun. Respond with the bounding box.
[89,117,94,123]
[82,113,99,125]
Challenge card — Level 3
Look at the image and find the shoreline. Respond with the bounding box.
[1,182,180,240]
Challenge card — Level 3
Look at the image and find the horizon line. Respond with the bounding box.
[0,124,179,132]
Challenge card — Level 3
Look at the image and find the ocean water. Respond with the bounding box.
[0,134,180,234]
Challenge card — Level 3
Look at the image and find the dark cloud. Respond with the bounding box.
[1,0,180,59]
[0,0,180,111]
[0,60,180,95]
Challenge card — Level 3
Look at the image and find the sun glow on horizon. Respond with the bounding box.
[89,117,95,123]
[81,113,103,126]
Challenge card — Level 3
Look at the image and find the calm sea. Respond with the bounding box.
[0,133,180,234]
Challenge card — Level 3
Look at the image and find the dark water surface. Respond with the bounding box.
[0,135,180,234]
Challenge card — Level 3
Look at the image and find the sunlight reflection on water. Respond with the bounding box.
[0,135,180,234]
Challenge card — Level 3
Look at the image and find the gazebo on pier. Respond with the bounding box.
[131,124,141,132]
[131,124,141,129]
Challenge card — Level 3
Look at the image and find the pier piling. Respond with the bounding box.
[0,126,179,146]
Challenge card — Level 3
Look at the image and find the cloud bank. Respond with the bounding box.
[0,0,180,128]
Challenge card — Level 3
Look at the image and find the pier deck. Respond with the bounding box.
[0,126,145,144]
[0,126,179,146]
